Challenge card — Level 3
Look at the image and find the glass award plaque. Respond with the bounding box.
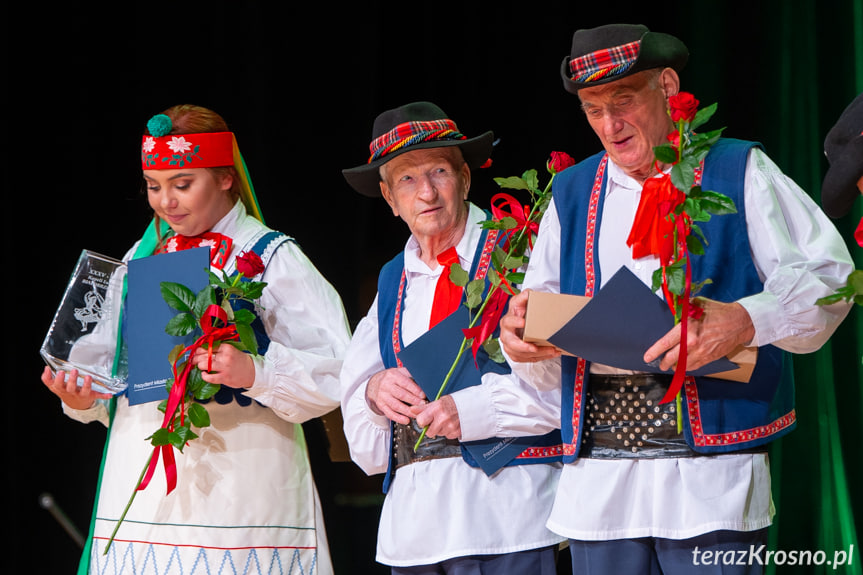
[40,249,128,394]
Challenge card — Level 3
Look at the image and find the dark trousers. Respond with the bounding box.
[391,544,558,575]
[569,529,770,574]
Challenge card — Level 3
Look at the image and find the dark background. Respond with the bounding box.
[8,1,861,573]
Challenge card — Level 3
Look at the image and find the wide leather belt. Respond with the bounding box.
[393,419,462,470]
[580,374,697,459]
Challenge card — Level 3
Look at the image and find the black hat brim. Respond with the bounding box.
[821,135,863,218]
[342,131,495,197]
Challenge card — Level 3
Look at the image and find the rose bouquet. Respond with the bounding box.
[626,92,736,429]
[104,250,267,552]
[414,151,575,449]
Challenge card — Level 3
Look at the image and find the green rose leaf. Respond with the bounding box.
[235,322,259,355]
[187,402,211,428]
[165,312,197,337]
[665,259,687,296]
[654,144,678,164]
[698,190,737,215]
[232,308,256,325]
[690,102,718,131]
[522,169,540,192]
[193,285,217,318]
[506,271,526,286]
[172,425,197,450]
[493,175,532,192]
[465,278,486,310]
[846,269,863,292]
[651,267,665,294]
[149,427,175,447]
[503,254,525,270]
[160,281,196,313]
[483,337,506,364]
[686,234,706,255]
[195,382,221,401]
[449,262,470,287]
[241,281,267,301]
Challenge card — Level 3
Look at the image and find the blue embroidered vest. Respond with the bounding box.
[376,213,562,492]
[200,230,296,406]
[554,139,796,461]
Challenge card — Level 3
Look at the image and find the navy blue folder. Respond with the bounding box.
[396,306,542,476]
[125,247,210,405]
[547,266,737,376]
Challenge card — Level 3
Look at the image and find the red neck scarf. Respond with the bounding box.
[429,246,463,328]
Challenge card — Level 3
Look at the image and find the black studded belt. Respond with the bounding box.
[580,374,697,459]
[393,419,462,470]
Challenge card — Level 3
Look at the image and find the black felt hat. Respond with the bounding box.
[343,101,494,197]
[822,92,863,219]
[560,23,689,94]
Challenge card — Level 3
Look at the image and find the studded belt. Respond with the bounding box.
[580,374,696,459]
[393,419,462,470]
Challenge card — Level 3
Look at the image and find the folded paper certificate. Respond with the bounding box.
[125,247,210,405]
[546,266,740,377]
[396,306,540,476]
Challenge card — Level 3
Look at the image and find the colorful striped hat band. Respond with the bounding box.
[368,119,466,163]
[568,39,641,84]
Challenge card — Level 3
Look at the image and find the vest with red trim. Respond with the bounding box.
[376,211,563,492]
[554,139,796,462]
[196,230,295,406]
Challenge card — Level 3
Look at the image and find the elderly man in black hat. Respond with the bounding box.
[340,101,564,573]
[499,23,854,574]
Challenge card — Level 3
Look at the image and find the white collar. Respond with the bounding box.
[403,202,485,276]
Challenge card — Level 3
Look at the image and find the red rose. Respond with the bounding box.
[548,151,576,174]
[669,92,699,123]
[236,250,265,277]
[666,130,680,149]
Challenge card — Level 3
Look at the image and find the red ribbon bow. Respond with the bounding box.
[491,193,539,250]
[626,173,685,266]
[138,304,239,494]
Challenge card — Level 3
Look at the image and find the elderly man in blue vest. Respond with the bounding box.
[499,24,854,574]
[340,101,565,574]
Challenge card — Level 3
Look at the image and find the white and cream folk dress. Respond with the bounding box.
[63,201,351,575]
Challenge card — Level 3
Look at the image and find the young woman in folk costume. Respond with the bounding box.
[41,104,351,575]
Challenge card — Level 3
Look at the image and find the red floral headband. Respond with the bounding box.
[569,40,641,84]
[368,119,466,163]
[141,131,235,170]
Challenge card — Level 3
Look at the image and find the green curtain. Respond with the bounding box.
[684,0,862,572]
[755,1,862,573]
